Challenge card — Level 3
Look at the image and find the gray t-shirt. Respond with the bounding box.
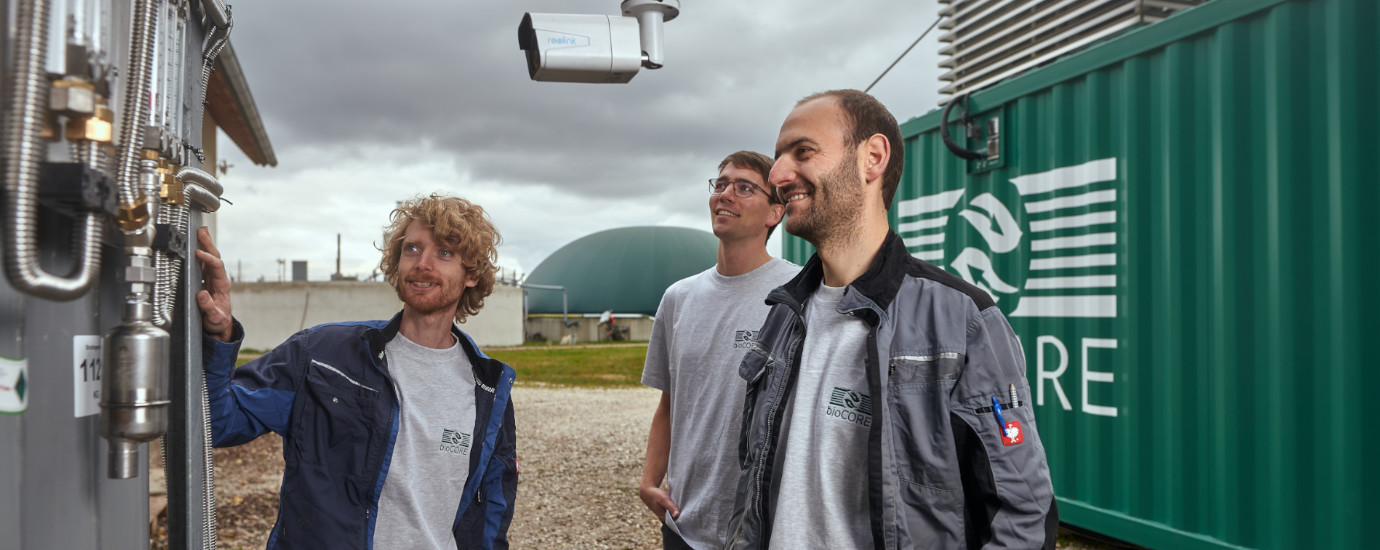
[642,258,799,549]
[769,283,872,549]
[373,333,478,549]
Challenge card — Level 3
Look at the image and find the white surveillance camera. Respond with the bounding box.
[518,0,680,84]
[518,13,643,83]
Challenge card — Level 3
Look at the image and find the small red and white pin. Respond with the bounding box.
[1001,421,1023,446]
[992,385,1024,446]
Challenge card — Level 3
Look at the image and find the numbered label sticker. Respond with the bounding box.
[73,336,102,417]
[0,355,27,414]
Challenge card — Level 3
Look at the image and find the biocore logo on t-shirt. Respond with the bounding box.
[825,387,873,427]
[734,330,760,349]
[440,429,471,455]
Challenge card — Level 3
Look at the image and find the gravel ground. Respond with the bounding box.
[152,385,664,550]
[507,386,664,549]
[154,384,1114,549]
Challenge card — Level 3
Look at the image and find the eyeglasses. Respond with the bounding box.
[709,178,771,199]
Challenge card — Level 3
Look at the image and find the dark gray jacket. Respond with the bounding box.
[725,232,1057,549]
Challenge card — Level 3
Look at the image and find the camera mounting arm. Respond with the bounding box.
[621,0,679,69]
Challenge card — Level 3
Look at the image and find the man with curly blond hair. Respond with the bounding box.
[195,193,519,549]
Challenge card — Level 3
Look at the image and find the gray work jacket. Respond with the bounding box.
[724,232,1058,549]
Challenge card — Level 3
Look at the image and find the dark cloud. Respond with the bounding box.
[231,1,942,150]
[215,0,946,279]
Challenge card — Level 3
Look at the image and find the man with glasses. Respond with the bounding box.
[638,151,800,549]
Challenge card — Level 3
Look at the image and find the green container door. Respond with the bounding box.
[783,0,1377,548]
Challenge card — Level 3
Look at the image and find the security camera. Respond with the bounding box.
[518,13,642,83]
[518,0,680,84]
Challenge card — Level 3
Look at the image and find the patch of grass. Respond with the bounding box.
[487,345,647,388]
[518,339,648,347]
[233,345,650,388]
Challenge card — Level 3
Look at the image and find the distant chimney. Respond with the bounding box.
[336,233,342,278]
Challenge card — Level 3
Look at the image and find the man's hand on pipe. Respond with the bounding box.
[194,226,234,342]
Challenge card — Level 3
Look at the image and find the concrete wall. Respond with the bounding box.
[232,281,524,350]
[526,314,654,344]
[469,284,525,347]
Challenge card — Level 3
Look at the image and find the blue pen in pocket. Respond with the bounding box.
[991,396,1005,431]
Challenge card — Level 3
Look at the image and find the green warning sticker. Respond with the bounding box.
[0,355,28,414]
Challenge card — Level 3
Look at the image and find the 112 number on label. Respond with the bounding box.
[73,336,102,417]
[79,357,101,382]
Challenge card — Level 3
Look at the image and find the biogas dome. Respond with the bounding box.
[523,226,716,343]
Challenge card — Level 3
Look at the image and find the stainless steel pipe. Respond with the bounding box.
[184,184,221,213]
[115,0,159,209]
[175,166,223,197]
[1,0,104,301]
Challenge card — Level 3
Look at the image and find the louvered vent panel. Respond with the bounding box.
[939,0,1209,97]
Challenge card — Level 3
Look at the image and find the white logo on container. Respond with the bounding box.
[896,158,1119,319]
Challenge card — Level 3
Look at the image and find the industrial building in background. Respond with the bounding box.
[228,225,712,350]
[229,233,524,351]
[228,279,524,351]
[1,1,274,548]
[226,225,703,352]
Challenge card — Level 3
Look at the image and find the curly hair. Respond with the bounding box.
[378,194,501,324]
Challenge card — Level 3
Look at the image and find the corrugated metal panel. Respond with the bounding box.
[784,0,1376,547]
[937,0,1207,97]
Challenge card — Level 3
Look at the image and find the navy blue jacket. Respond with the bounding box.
[202,313,518,549]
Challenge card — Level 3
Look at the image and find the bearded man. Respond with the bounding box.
[196,194,517,549]
[725,91,1057,549]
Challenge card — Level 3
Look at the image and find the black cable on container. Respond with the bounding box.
[940,92,986,161]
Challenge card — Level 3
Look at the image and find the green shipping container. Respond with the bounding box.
[782,0,1376,548]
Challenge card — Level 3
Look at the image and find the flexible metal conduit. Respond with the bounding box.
[192,7,231,546]
[153,202,186,326]
[183,184,221,213]
[195,0,231,124]
[116,0,158,209]
[154,1,231,327]
[182,159,226,550]
[154,168,224,325]
[203,0,230,26]
[176,166,223,197]
[1,0,104,301]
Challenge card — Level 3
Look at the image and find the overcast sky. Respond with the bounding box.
[212,0,947,282]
